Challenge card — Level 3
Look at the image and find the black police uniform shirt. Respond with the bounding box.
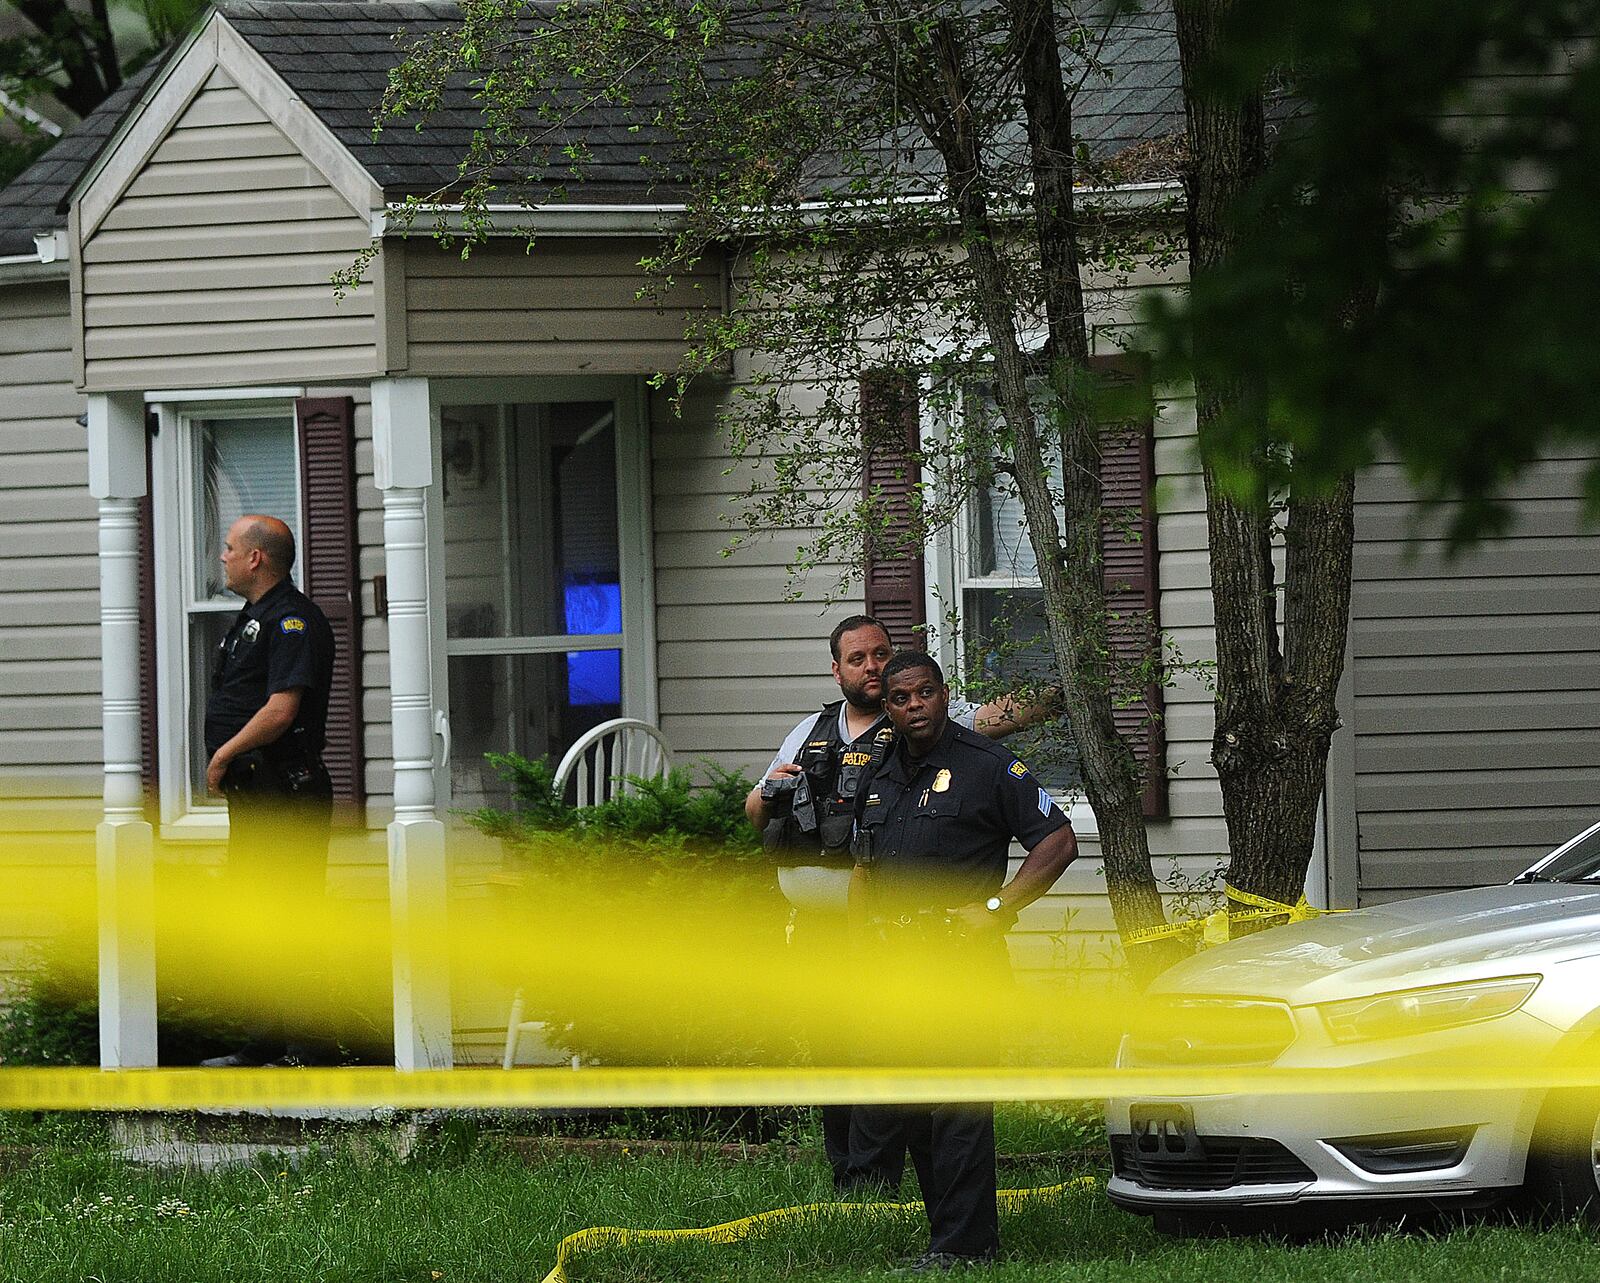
[856,718,1071,912]
[766,701,984,911]
[204,577,335,761]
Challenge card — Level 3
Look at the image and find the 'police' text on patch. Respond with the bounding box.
[280,617,306,633]
[1008,760,1028,779]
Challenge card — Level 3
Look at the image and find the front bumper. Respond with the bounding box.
[1105,1012,1557,1211]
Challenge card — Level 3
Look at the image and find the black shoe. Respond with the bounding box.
[889,1250,997,1274]
[199,1049,271,1069]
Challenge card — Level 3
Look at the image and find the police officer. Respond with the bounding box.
[850,650,1077,1270]
[199,514,336,1069]
[743,614,1057,1192]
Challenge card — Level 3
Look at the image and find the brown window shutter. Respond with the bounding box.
[1090,354,1167,818]
[296,397,365,809]
[137,413,158,812]
[860,371,926,650]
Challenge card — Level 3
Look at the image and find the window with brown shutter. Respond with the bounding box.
[919,354,1167,815]
[860,371,927,650]
[295,397,365,810]
[1091,354,1166,818]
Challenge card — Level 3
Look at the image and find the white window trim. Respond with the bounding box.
[918,374,1099,837]
[425,375,658,814]
[151,396,303,838]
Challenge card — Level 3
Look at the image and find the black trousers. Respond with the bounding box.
[853,1100,997,1256]
[788,905,908,1192]
[851,922,1010,1257]
[223,755,333,1055]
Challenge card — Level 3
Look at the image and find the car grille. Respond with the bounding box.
[1110,1134,1316,1191]
[1123,996,1298,1068]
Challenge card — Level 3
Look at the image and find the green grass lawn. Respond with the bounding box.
[0,1107,1596,1282]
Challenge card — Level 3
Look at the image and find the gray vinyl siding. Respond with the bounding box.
[80,66,377,393]
[401,238,720,377]
[650,380,867,778]
[0,280,97,832]
[0,278,95,1003]
[1349,455,1600,901]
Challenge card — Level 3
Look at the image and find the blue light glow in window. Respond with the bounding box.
[564,581,622,706]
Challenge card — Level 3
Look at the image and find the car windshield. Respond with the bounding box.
[1522,825,1600,883]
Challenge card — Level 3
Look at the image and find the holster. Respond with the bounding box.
[222,749,326,798]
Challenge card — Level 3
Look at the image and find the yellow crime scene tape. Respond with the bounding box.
[4,1063,1600,1114]
[1124,884,1347,946]
[2,830,1594,1281]
[537,1177,1100,1283]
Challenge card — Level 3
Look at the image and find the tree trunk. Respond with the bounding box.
[1176,0,1357,919]
[893,9,1181,978]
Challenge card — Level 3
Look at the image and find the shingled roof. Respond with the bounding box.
[221,0,700,202]
[0,0,1184,255]
[0,61,162,259]
[221,0,1184,201]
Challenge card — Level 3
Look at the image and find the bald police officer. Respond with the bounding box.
[200,514,336,1069]
[851,651,1077,1270]
[744,614,1057,1192]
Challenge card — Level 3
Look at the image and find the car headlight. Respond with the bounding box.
[1317,976,1541,1044]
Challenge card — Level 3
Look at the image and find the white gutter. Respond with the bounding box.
[0,228,71,283]
[370,202,687,238]
[34,228,69,262]
[370,180,1185,239]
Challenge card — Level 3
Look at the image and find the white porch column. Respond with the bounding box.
[87,392,157,1069]
[372,377,453,1070]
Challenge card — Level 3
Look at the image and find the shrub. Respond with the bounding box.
[470,755,763,854]
[0,957,259,1068]
[466,755,792,1068]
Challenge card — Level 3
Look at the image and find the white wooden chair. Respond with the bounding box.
[503,718,674,1068]
[551,717,674,807]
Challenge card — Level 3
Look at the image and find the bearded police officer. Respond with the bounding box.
[199,514,336,1068]
[744,614,1057,1192]
[851,651,1077,1270]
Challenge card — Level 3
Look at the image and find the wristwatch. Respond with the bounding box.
[986,894,1018,928]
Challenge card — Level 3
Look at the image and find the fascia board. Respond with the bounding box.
[75,18,219,239]
[75,12,384,242]
[213,16,382,219]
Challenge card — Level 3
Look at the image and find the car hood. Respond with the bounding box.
[1151,882,1600,1005]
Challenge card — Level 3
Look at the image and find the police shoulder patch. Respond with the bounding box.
[1007,760,1028,780]
[280,616,306,634]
